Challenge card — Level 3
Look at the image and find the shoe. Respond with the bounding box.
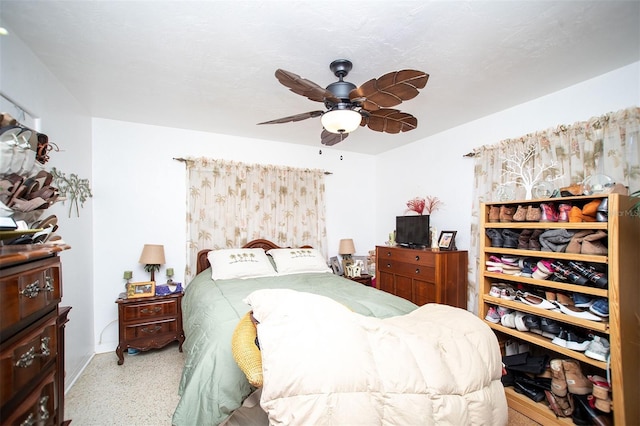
[550,261,588,285]
[573,293,594,308]
[485,229,504,247]
[499,205,516,222]
[558,203,572,222]
[585,336,610,362]
[540,203,558,222]
[485,306,501,323]
[501,229,521,248]
[540,317,561,338]
[497,305,512,317]
[555,292,573,306]
[525,205,541,221]
[552,329,569,348]
[519,292,557,309]
[582,199,601,219]
[513,205,527,221]
[518,258,536,277]
[532,260,553,280]
[514,311,529,332]
[489,285,502,298]
[529,229,543,250]
[553,301,603,322]
[488,206,500,222]
[569,206,586,223]
[572,394,613,426]
[596,198,608,222]
[567,261,608,288]
[561,359,593,395]
[501,312,517,328]
[565,330,591,351]
[580,231,608,255]
[549,359,568,397]
[545,390,574,418]
[560,183,584,197]
[514,376,546,402]
[566,230,595,254]
[500,286,517,301]
[517,229,532,250]
[523,314,542,333]
[588,375,611,400]
[589,298,609,317]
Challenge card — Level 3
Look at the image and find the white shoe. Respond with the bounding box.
[553,301,602,322]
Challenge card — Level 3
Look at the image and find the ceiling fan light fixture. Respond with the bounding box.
[321,109,361,134]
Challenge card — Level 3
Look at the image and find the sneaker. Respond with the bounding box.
[585,336,610,361]
[573,293,594,308]
[514,311,529,331]
[501,312,517,328]
[565,330,591,351]
[500,286,517,301]
[489,285,502,298]
[551,329,569,348]
[523,315,542,333]
[485,306,501,323]
[540,317,561,338]
[589,298,609,317]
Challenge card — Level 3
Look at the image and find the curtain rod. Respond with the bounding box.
[172,157,333,175]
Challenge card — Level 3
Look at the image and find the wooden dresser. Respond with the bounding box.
[375,245,468,308]
[0,244,71,426]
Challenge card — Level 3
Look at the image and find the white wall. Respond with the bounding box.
[92,120,377,352]
[376,61,640,307]
[1,28,95,388]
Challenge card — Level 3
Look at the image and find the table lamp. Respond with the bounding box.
[139,244,165,282]
[339,239,356,276]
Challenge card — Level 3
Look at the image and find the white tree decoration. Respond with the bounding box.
[502,143,559,200]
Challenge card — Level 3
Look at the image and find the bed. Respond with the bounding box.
[172,239,507,425]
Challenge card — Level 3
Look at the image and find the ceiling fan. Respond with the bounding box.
[258,59,429,146]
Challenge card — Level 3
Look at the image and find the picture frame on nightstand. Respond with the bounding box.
[329,256,343,275]
[127,281,156,298]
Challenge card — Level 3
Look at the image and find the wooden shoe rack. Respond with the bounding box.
[479,193,639,425]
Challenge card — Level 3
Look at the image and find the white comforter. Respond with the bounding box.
[245,289,508,426]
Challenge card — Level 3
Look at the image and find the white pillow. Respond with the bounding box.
[208,248,278,280]
[266,248,332,275]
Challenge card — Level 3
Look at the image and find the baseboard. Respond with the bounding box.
[64,352,95,394]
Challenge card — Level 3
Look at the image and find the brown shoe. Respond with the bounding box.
[489,206,500,222]
[562,359,593,395]
[566,230,594,253]
[545,390,574,417]
[499,205,516,222]
[529,229,543,250]
[582,199,601,217]
[550,359,568,397]
[513,205,527,222]
[560,183,584,197]
[525,205,541,221]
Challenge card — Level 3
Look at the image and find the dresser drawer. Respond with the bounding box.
[378,260,435,282]
[0,257,61,339]
[377,247,435,267]
[122,298,178,323]
[123,318,179,341]
[0,310,58,407]
[1,366,57,426]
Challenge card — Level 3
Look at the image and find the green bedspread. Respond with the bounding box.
[172,270,417,426]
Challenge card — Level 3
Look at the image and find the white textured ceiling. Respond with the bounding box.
[1,1,639,154]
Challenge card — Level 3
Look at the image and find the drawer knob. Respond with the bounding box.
[415,268,420,274]
[415,255,420,261]
[15,337,51,368]
[20,281,41,298]
[39,396,50,421]
[141,306,162,315]
[386,263,391,268]
[20,413,35,426]
[141,325,162,334]
[386,252,391,257]
[44,276,55,292]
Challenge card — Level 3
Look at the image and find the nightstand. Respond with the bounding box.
[115,291,185,365]
[346,274,372,286]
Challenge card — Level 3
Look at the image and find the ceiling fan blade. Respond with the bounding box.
[363,109,418,134]
[321,130,349,146]
[350,70,428,111]
[276,69,341,104]
[258,110,324,125]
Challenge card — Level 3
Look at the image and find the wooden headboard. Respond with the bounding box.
[196,239,312,275]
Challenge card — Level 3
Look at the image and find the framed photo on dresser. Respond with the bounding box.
[438,231,457,251]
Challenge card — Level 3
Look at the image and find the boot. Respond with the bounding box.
[517,229,533,250]
[569,206,585,223]
[501,229,521,249]
[529,229,543,251]
[525,205,541,221]
[489,206,500,222]
[485,229,504,247]
[499,205,516,222]
[549,359,567,397]
[540,203,558,222]
[596,198,608,222]
[582,199,601,219]
[581,231,608,255]
[566,230,594,254]
[558,204,572,222]
[561,359,592,395]
[513,205,527,222]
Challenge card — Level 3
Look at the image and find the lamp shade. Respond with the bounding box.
[321,109,361,134]
[139,244,166,265]
[338,239,356,255]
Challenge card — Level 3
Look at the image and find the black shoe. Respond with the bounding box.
[502,229,521,249]
[567,261,608,288]
[485,229,504,247]
[514,377,546,402]
[572,394,612,426]
[540,317,561,338]
[551,261,589,286]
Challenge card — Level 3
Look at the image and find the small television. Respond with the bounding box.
[396,215,430,248]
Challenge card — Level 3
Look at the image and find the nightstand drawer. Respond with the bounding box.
[123,318,178,341]
[122,299,178,322]
[0,310,57,407]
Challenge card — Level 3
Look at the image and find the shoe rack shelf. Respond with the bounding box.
[479,193,639,425]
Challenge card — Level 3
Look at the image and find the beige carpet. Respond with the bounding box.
[65,343,539,425]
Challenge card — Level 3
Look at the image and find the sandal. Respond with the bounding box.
[0,173,24,204]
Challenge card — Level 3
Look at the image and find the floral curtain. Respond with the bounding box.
[183,158,327,281]
[467,106,640,313]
